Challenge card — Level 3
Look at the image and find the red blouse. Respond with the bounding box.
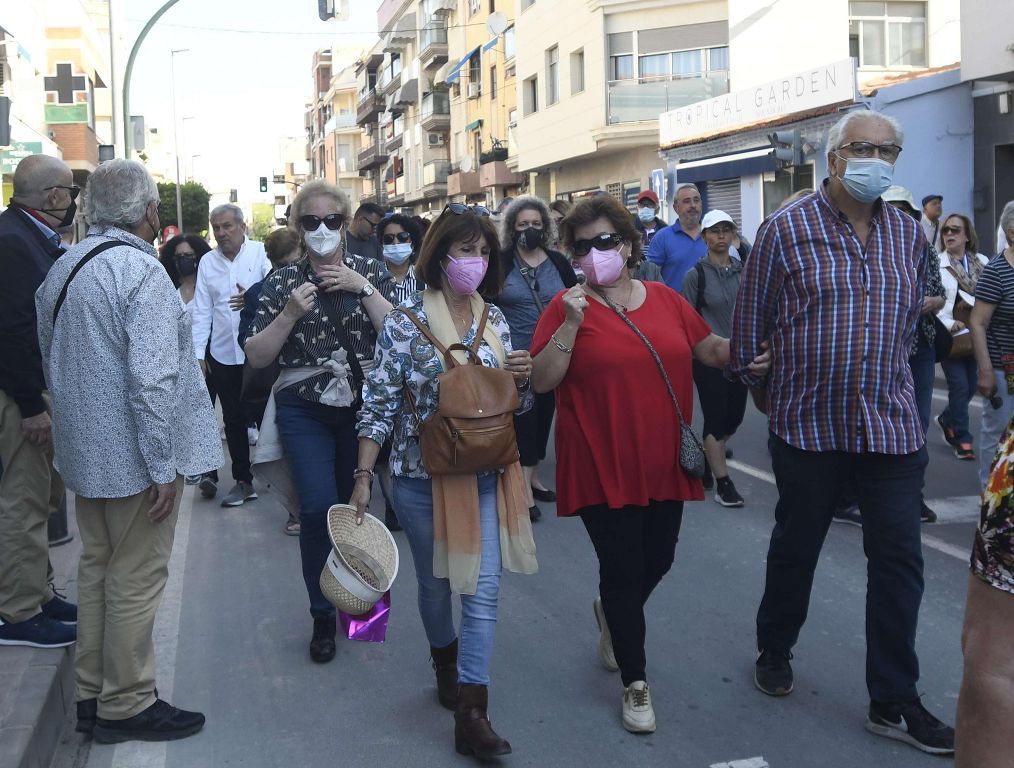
[531,281,711,517]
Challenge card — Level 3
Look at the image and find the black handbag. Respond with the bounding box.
[931,316,953,362]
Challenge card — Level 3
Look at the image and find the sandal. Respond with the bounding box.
[284,518,301,536]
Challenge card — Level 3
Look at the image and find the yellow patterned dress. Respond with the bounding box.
[971,413,1014,593]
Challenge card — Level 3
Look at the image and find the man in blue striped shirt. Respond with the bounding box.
[729,110,954,755]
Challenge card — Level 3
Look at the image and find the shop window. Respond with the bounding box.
[848,1,927,68]
[762,166,816,219]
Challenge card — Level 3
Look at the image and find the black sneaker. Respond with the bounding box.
[41,593,77,624]
[715,477,744,507]
[198,474,218,500]
[755,649,793,696]
[865,699,954,755]
[309,615,336,663]
[529,504,542,523]
[920,502,937,524]
[76,699,97,736]
[832,503,863,527]
[93,699,205,744]
[0,613,75,648]
[935,414,958,447]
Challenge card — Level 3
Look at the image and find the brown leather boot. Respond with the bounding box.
[454,683,511,758]
[430,639,459,710]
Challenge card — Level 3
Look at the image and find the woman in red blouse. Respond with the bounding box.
[531,194,767,735]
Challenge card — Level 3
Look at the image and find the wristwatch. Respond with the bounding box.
[359,283,376,298]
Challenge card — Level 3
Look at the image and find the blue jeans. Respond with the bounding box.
[940,355,978,445]
[393,474,502,686]
[759,435,926,703]
[980,367,1014,487]
[909,335,936,433]
[275,390,358,619]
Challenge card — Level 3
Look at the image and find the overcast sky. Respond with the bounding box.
[125,0,377,202]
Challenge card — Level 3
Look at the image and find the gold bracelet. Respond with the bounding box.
[551,333,573,354]
[353,468,375,480]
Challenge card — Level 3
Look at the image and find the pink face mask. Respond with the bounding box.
[577,247,625,286]
[443,254,488,295]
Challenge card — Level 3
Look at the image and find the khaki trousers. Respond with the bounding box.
[0,390,61,622]
[75,477,183,720]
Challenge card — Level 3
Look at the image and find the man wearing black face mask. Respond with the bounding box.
[0,154,79,649]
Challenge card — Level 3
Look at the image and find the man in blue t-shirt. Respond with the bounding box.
[646,183,707,290]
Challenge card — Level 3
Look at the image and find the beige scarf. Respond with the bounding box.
[421,288,538,595]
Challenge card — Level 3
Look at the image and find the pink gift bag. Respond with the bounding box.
[338,590,391,643]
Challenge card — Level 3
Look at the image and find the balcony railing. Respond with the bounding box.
[423,160,451,187]
[324,111,357,134]
[606,71,730,125]
[420,91,451,131]
[420,22,448,50]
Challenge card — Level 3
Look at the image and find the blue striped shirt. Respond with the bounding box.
[729,182,927,454]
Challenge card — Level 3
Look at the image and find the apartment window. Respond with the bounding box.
[612,55,634,81]
[849,2,927,68]
[504,26,516,60]
[490,66,497,100]
[546,46,559,105]
[468,57,482,96]
[570,49,585,94]
[609,32,634,81]
[523,75,538,115]
[469,0,481,14]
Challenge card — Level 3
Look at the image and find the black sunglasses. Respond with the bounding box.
[300,213,345,231]
[442,203,491,217]
[941,225,964,235]
[382,231,413,244]
[44,184,81,200]
[571,232,623,257]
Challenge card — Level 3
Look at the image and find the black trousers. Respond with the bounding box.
[758,434,926,703]
[207,355,252,483]
[580,500,683,686]
[514,391,555,466]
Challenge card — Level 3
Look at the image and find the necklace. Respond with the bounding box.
[599,281,635,312]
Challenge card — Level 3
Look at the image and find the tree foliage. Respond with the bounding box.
[157,181,211,235]
[250,202,277,242]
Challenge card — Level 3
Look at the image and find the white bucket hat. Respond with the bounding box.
[319,505,400,615]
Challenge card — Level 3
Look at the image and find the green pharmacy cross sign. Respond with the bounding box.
[44,63,92,125]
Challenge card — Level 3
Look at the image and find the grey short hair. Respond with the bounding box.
[84,159,159,229]
[1000,200,1014,241]
[827,110,905,152]
[210,203,244,224]
[499,195,557,248]
[288,180,350,232]
[674,183,700,201]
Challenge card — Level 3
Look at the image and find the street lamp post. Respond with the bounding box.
[170,48,188,231]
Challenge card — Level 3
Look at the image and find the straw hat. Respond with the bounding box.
[319,504,400,615]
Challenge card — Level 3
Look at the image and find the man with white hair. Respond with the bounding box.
[36,159,222,743]
[191,203,270,506]
[0,154,78,648]
[729,110,955,755]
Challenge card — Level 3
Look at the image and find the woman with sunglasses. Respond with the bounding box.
[244,180,393,663]
[936,213,989,461]
[495,196,578,522]
[378,213,424,305]
[530,194,768,735]
[352,203,536,760]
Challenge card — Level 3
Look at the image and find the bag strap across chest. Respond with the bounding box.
[400,304,490,369]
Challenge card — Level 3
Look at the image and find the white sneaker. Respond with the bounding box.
[593,597,619,672]
[247,425,259,446]
[622,681,656,734]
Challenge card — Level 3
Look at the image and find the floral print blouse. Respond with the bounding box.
[248,255,392,403]
[357,291,532,479]
[972,411,1014,594]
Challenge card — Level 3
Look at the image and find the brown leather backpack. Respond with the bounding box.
[401,305,520,475]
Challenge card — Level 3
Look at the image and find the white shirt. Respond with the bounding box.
[191,237,270,364]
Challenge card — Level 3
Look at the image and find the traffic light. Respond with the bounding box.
[229,189,238,203]
[768,129,803,166]
[259,176,268,193]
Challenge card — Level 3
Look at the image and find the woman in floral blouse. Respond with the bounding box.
[244,180,393,664]
[351,206,537,760]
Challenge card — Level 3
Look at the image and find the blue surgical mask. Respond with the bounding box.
[637,207,656,224]
[837,156,895,204]
[383,242,413,265]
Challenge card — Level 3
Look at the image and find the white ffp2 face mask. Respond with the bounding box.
[304,223,343,257]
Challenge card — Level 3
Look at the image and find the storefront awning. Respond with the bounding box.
[446,46,480,84]
[676,148,779,183]
[464,118,483,132]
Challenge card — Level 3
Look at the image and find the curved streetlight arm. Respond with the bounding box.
[122,0,183,158]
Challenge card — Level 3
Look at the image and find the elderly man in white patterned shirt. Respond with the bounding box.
[36,159,222,745]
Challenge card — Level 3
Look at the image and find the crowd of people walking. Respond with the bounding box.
[2,107,1014,764]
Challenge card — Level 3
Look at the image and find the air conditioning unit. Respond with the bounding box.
[427,133,446,146]
[467,82,480,99]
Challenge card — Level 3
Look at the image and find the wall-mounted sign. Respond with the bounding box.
[1,142,44,173]
[660,59,856,147]
[44,62,93,126]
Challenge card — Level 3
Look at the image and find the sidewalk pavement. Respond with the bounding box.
[0,499,80,768]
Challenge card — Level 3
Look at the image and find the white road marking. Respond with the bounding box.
[710,758,769,768]
[726,460,976,562]
[104,484,196,768]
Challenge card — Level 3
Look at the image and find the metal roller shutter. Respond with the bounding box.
[701,179,742,228]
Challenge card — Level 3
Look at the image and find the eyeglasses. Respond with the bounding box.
[44,185,81,200]
[442,203,491,217]
[571,232,623,257]
[382,231,412,244]
[941,225,964,235]
[300,213,345,231]
[836,141,903,163]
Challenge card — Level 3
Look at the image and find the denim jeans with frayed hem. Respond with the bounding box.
[393,473,501,686]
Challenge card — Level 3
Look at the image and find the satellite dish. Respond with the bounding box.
[486,11,508,36]
[460,156,475,173]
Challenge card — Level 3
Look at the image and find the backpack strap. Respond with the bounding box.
[694,261,706,313]
[52,240,123,324]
